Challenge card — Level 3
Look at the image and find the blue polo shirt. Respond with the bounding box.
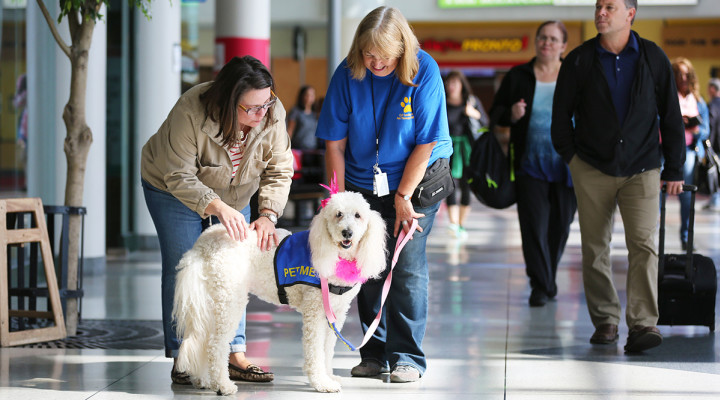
[316,50,452,191]
[596,32,640,128]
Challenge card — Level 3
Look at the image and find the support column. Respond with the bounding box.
[133,1,182,242]
[327,0,341,79]
[215,0,270,69]
[27,3,59,203]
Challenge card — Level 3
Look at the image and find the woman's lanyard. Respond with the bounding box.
[370,74,396,196]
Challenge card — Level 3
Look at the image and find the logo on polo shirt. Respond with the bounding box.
[398,96,414,120]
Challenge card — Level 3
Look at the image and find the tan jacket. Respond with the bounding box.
[141,82,293,218]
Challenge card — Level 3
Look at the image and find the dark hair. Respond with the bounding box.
[536,20,567,44]
[444,70,473,104]
[199,56,275,147]
[295,85,315,110]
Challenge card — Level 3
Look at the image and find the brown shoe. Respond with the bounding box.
[590,323,619,344]
[228,363,274,382]
[170,366,191,385]
[624,326,662,353]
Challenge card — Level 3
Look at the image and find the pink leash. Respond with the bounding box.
[320,218,418,351]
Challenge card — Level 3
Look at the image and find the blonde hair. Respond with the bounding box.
[672,57,700,101]
[346,6,420,87]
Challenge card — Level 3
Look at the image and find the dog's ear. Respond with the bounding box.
[308,205,337,276]
[356,209,387,279]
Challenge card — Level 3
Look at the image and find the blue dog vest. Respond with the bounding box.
[273,230,354,304]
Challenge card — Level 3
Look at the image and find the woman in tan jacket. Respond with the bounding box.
[141,56,293,384]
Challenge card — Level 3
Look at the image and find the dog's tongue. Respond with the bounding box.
[336,258,365,284]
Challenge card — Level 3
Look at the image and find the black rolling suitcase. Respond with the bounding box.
[657,184,716,331]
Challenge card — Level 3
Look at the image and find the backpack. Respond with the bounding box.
[466,131,516,209]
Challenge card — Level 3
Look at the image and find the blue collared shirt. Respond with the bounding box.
[596,32,640,128]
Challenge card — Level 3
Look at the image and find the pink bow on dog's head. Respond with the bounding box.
[319,171,339,209]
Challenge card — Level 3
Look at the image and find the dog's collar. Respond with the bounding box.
[327,283,355,296]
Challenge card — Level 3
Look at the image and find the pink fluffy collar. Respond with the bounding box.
[335,257,366,284]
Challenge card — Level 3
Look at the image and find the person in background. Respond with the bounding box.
[552,0,685,353]
[287,85,319,150]
[671,57,709,250]
[316,6,451,383]
[444,70,487,239]
[13,74,28,179]
[141,56,293,384]
[489,21,577,307]
[705,77,720,211]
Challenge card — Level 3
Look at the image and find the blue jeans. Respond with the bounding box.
[709,192,720,207]
[679,147,696,243]
[142,180,250,358]
[347,181,440,375]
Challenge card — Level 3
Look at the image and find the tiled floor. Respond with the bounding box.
[2,195,720,399]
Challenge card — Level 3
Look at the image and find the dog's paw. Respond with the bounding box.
[213,380,238,396]
[330,374,343,383]
[310,375,342,393]
[190,377,205,389]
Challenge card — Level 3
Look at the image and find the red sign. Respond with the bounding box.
[421,36,529,54]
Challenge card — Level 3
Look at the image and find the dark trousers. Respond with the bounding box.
[515,174,577,297]
[445,177,471,206]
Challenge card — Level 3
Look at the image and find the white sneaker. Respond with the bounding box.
[390,365,421,383]
[447,223,461,238]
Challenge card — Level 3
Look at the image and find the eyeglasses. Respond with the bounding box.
[239,90,277,116]
[536,35,562,44]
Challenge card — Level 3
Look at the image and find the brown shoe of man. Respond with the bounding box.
[589,323,619,344]
[624,326,662,353]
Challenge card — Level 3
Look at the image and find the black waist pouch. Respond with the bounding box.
[412,158,454,208]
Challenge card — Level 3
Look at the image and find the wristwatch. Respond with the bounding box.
[259,212,278,225]
[396,192,411,201]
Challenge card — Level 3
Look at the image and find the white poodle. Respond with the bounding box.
[172,191,387,395]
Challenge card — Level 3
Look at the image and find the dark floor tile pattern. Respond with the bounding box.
[17,319,164,350]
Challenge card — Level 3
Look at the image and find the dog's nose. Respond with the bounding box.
[341,229,353,239]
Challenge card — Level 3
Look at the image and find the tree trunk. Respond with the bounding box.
[60,7,96,336]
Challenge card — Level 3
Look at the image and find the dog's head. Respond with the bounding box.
[308,191,387,285]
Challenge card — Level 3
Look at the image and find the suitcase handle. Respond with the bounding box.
[659,184,697,280]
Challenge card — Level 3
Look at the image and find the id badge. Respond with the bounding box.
[373,166,390,197]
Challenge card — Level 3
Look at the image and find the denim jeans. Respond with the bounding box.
[679,147,696,242]
[710,192,720,207]
[142,179,250,358]
[346,181,440,375]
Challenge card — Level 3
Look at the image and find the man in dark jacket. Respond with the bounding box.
[551,0,685,353]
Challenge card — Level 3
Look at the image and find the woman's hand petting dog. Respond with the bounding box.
[206,198,250,242]
[250,217,278,251]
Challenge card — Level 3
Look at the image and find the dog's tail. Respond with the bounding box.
[172,250,213,374]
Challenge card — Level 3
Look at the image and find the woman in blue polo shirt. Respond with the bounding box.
[316,6,451,384]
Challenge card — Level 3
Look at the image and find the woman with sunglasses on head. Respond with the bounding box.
[316,6,451,383]
[141,56,293,385]
[489,21,576,308]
